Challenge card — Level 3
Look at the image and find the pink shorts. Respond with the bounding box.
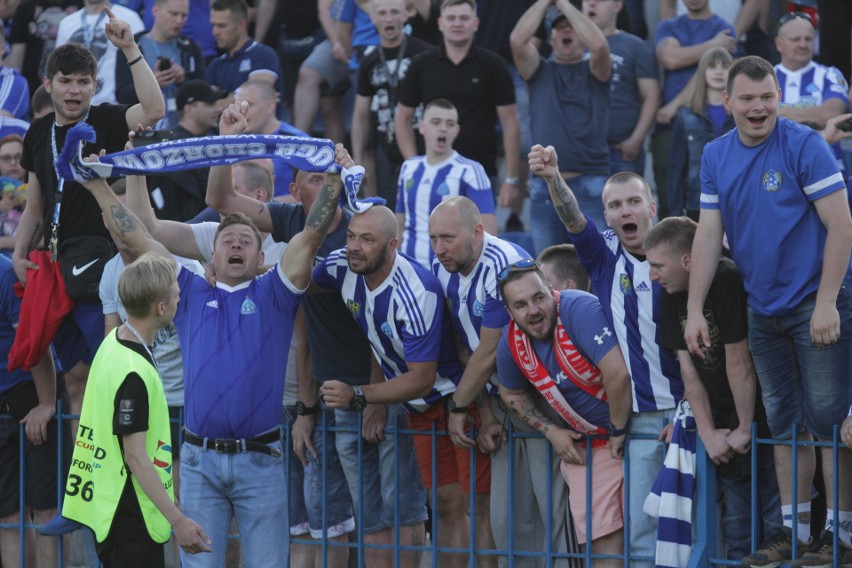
[560,445,624,545]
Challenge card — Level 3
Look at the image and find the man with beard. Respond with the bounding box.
[529,144,683,567]
[430,196,577,567]
[318,205,485,568]
[496,258,631,568]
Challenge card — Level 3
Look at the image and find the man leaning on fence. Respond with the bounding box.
[645,216,784,561]
[495,258,631,567]
[686,55,852,567]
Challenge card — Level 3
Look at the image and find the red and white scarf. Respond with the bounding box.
[507,290,607,436]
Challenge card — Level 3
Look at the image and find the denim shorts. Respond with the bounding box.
[284,406,355,538]
[334,405,428,534]
[747,283,852,440]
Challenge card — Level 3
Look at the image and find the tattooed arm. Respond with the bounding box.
[82,177,170,260]
[528,144,588,234]
[280,143,350,289]
[498,383,587,465]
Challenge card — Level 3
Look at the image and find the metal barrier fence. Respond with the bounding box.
[0,404,846,567]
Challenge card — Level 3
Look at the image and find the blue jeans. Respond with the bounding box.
[284,406,355,538]
[717,444,784,560]
[334,405,428,533]
[626,408,675,568]
[530,174,607,256]
[179,433,289,568]
[609,145,646,176]
[747,283,852,440]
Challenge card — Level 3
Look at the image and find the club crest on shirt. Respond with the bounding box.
[473,299,484,317]
[347,299,361,318]
[762,170,782,192]
[239,59,251,73]
[619,273,633,295]
[380,322,394,338]
[437,182,449,196]
[405,179,414,191]
[241,297,257,315]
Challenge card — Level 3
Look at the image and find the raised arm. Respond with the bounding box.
[125,174,204,260]
[509,0,549,80]
[555,0,610,81]
[279,144,349,288]
[82,176,170,260]
[528,144,588,233]
[204,103,274,231]
[104,7,165,128]
[656,29,737,71]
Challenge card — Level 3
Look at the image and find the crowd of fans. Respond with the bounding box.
[1,0,852,567]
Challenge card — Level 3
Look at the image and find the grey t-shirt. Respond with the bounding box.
[527,57,611,175]
[605,31,658,145]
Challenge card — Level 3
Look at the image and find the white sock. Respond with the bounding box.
[825,509,852,547]
[782,502,811,544]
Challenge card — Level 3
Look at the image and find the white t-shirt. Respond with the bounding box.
[56,4,144,105]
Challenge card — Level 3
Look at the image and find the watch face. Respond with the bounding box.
[351,395,367,411]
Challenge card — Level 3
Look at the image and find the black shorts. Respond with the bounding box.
[0,415,60,517]
[96,481,165,568]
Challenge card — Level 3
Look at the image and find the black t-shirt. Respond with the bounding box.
[397,43,516,176]
[9,0,81,96]
[112,336,153,436]
[21,104,130,242]
[407,2,440,46]
[475,0,545,63]
[278,0,320,39]
[356,37,433,161]
[659,258,747,426]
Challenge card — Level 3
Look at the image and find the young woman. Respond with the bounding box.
[667,47,735,220]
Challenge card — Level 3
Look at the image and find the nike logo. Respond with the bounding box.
[71,259,99,276]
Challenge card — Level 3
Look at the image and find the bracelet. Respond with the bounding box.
[504,177,520,186]
[127,54,145,67]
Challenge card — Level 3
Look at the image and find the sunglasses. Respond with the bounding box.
[497,258,539,282]
[778,11,814,28]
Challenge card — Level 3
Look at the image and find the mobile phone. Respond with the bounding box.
[132,129,175,147]
[837,118,852,133]
[157,56,172,71]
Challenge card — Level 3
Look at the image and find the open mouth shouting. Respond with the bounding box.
[620,222,639,240]
[227,254,245,266]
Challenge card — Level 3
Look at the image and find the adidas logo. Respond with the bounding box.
[635,282,650,292]
[206,300,219,308]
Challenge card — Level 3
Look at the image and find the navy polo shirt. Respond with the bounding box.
[205,39,284,96]
[397,43,515,177]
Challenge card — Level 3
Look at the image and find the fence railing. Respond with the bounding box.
[1,404,846,567]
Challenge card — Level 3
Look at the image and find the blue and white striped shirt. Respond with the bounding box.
[569,219,683,412]
[313,249,463,412]
[396,152,494,266]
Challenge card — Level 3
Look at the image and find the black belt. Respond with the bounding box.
[184,429,282,457]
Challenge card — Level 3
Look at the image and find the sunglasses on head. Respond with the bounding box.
[498,258,539,282]
[778,11,813,28]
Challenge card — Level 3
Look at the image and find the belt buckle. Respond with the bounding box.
[213,439,237,453]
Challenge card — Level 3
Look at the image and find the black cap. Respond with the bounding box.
[176,80,228,110]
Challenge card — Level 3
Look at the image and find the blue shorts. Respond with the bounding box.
[52,302,104,370]
[284,406,355,538]
[334,405,428,534]
[747,282,852,440]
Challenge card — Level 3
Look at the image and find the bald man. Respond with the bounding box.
[317,205,485,567]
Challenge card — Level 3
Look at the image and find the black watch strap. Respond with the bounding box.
[295,401,318,416]
[446,397,469,414]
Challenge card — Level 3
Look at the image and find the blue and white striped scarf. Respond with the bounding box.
[54,122,383,213]
[643,400,697,568]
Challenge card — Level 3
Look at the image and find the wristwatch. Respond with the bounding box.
[349,385,367,411]
[608,422,628,438]
[446,397,469,414]
[295,401,318,416]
